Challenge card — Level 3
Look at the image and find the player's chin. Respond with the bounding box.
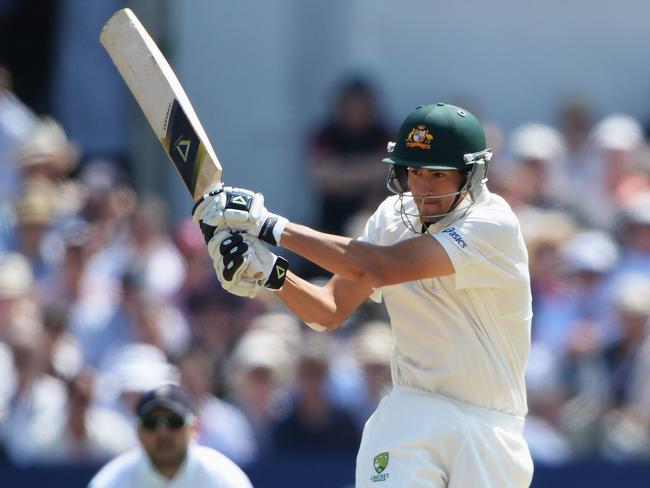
[418,205,442,219]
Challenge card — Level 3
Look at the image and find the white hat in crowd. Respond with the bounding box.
[509,123,567,162]
[592,114,644,152]
[613,273,650,316]
[0,252,33,298]
[15,116,79,172]
[229,330,293,373]
[622,191,650,226]
[560,230,619,274]
[95,343,180,405]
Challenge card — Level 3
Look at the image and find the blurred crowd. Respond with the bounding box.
[2,59,650,473]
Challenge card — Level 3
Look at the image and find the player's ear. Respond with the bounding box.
[387,164,409,194]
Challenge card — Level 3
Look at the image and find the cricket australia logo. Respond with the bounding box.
[370,452,390,482]
[405,125,433,149]
[442,227,467,248]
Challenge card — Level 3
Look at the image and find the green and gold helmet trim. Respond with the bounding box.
[383,103,488,170]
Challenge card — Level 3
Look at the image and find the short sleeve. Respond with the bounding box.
[432,213,526,290]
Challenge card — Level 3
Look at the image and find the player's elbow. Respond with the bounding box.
[305,320,340,333]
[346,243,397,288]
[353,262,393,289]
[305,313,347,333]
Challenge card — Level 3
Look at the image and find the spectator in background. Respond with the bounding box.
[346,321,393,430]
[48,368,135,464]
[271,333,360,455]
[2,114,81,256]
[503,123,569,210]
[172,217,216,311]
[0,307,68,465]
[598,274,650,459]
[89,383,253,488]
[226,329,294,452]
[40,303,83,381]
[565,273,650,460]
[178,346,258,466]
[12,116,82,233]
[93,342,179,430]
[573,114,645,229]
[614,191,650,278]
[10,179,58,280]
[14,115,78,185]
[184,287,251,363]
[40,224,126,371]
[558,98,594,179]
[533,230,619,356]
[519,208,576,320]
[0,252,35,431]
[0,252,35,332]
[124,195,186,300]
[0,65,36,208]
[76,160,136,304]
[546,232,620,458]
[524,344,573,465]
[603,273,650,406]
[309,77,392,238]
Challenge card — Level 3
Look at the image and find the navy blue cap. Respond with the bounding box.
[135,384,195,418]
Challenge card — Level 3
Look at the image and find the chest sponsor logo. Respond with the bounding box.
[441,227,467,248]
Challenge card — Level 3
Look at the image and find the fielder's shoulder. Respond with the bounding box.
[87,448,141,488]
[193,444,253,488]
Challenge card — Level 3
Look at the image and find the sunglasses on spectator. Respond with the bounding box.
[140,414,187,431]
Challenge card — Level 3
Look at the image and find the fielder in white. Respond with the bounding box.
[88,384,252,488]
[193,103,534,487]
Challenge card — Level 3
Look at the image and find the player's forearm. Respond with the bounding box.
[276,272,341,331]
[281,222,382,285]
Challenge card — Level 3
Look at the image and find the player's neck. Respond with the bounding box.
[154,457,186,480]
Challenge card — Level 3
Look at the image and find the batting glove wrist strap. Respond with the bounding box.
[258,214,288,247]
[263,255,289,290]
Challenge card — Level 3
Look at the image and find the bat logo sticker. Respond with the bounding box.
[175,139,192,162]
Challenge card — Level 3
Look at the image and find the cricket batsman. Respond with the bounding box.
[193,103,534,487]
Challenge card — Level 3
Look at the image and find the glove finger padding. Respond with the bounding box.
[208,230,261,298]
[208,230,288,297]
[218,233,248,258]
[218,233,252,282]
[207,229,236,259]
[209,230,248,281]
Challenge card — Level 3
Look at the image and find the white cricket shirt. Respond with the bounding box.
[88,443,253,488]
[360,187,531,416]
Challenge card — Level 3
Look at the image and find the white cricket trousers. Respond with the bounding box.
[355,387,533,487]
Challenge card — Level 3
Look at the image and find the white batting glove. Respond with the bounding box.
[207,230,289,298]
[192,186,288,247]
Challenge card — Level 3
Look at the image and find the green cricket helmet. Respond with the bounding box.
[384,103,492,201]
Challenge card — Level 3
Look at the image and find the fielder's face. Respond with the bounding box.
[138,406,195,475]
[407,168,465,224]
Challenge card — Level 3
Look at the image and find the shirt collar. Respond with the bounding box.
[137,444,193,485]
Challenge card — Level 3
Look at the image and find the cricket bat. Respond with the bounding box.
[99,8,221,200]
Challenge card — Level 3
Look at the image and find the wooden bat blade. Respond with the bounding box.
[100,8,221,199]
